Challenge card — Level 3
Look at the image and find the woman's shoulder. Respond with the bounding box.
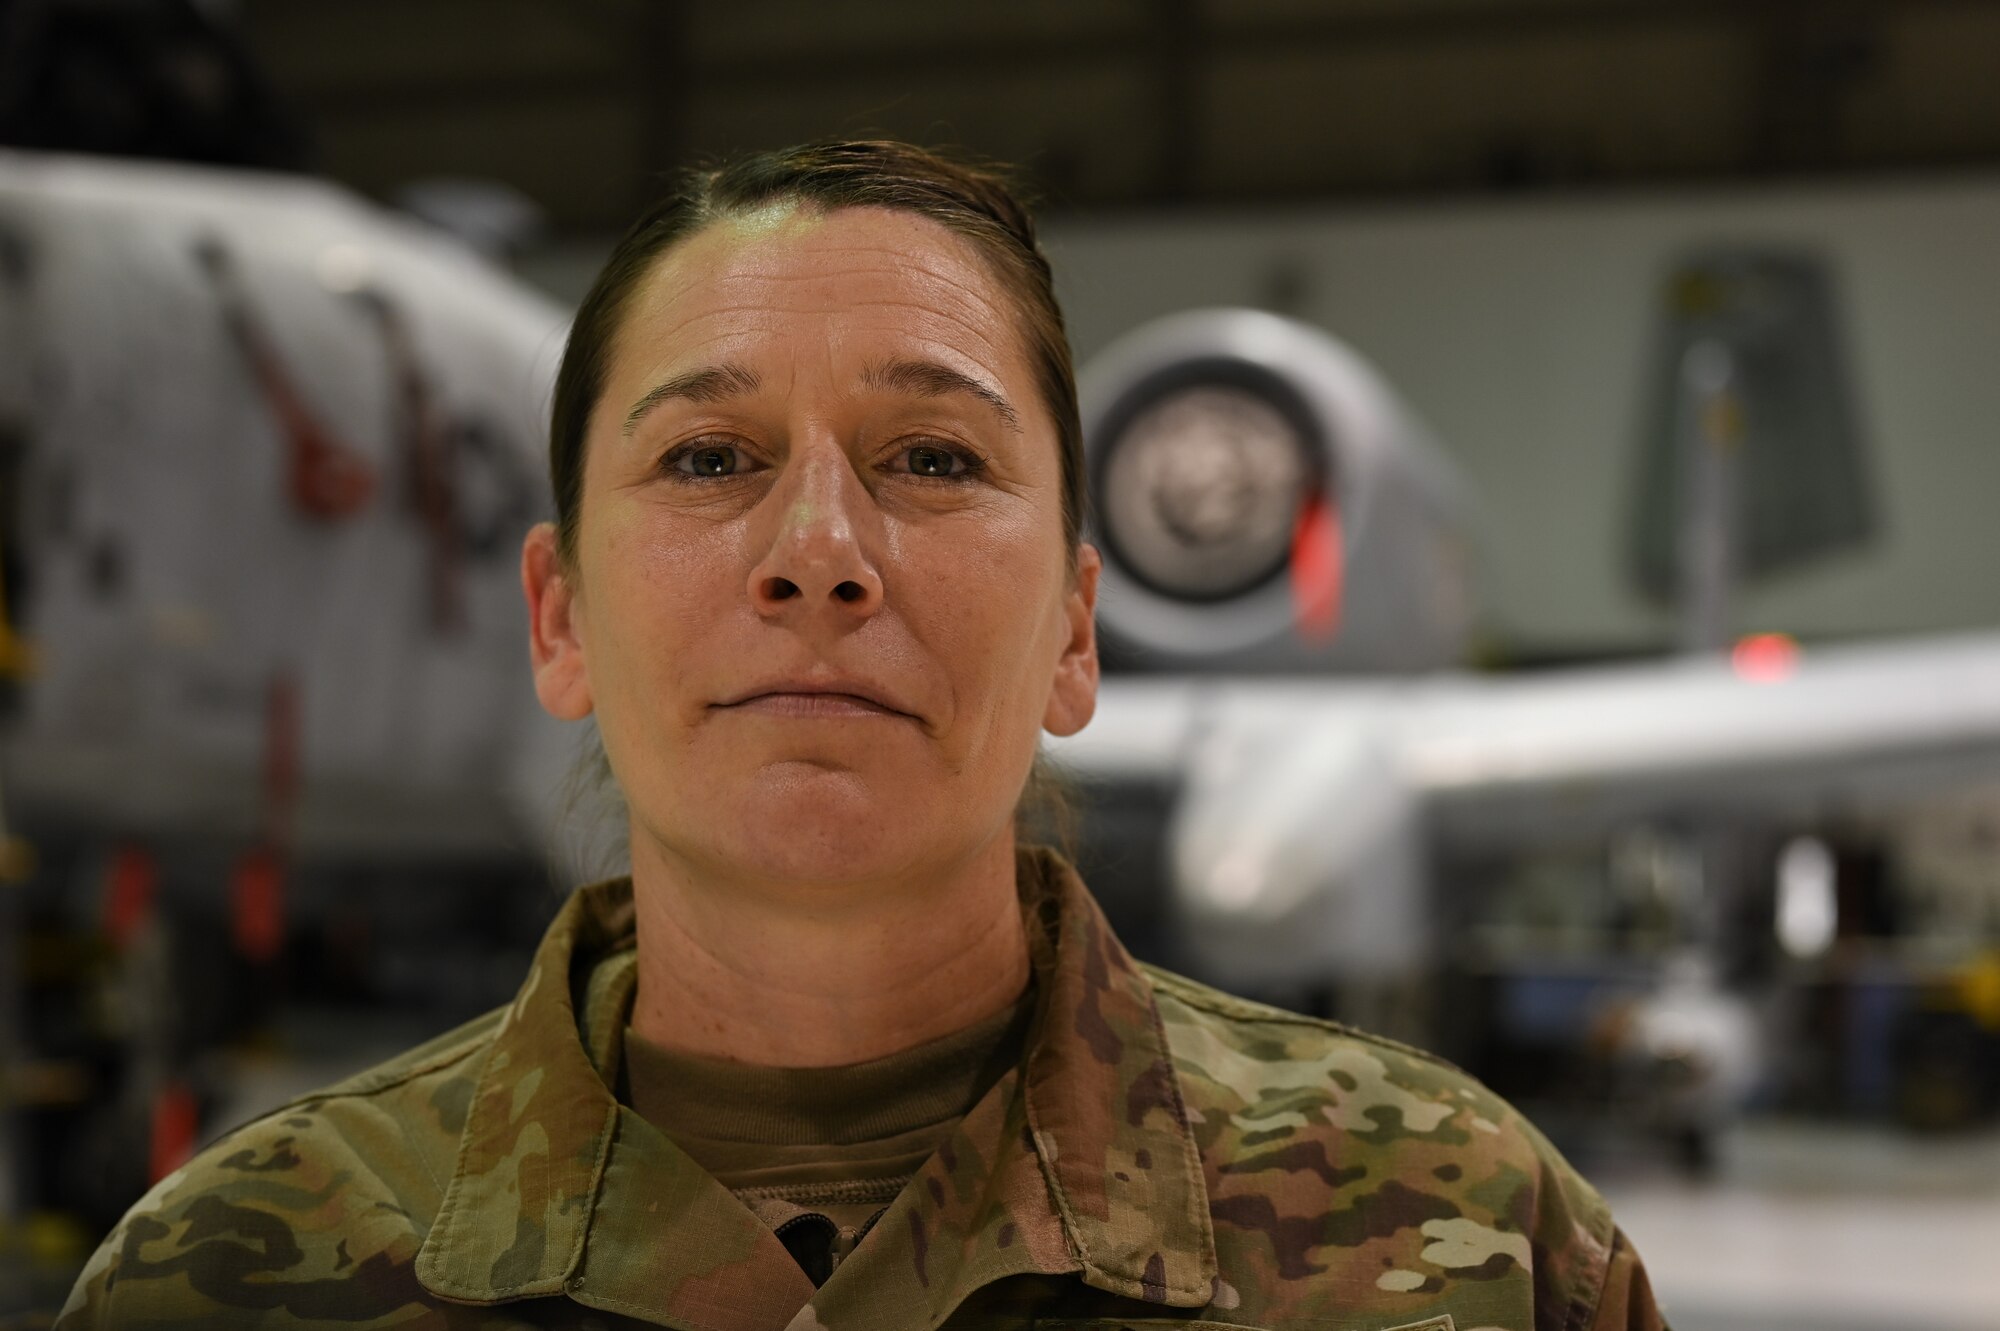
[1143,963,1628,1328]
[1144,960,1601,1194]
[56,1005,507,1328]
[1144,962,1494,1111]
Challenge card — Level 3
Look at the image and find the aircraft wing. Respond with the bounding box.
[1049,631,2000,984]
[1402,631,2000,847]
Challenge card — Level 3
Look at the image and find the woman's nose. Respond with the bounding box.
[747,449,885,623]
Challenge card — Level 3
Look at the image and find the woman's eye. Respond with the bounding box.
[904,444,968,478]
[671,443,740,477]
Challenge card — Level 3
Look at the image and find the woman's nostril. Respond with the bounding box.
[765,577,800,602]
[834,581,865,604]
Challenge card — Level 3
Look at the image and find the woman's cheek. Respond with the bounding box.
[621,516,740,637]
[911,501,1049,608]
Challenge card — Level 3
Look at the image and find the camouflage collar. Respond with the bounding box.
[1015,845,1218,1306]
[414,846,1216,1326]
[412,872,633,1306]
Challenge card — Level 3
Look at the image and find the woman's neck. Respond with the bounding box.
[624,830,1032,1068]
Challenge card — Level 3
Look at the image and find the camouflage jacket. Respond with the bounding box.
[59,847,1668,1330]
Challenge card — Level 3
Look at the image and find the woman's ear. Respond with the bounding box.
[522,522,594,721]
[1042,543,1101,738]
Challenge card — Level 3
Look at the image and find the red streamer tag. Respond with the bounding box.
[230,845,286,965]
[101,844,158,953]
[149,1079,199,1184]
[1290,492,1344,643]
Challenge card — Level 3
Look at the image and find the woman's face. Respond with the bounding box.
[524,205,1099,892]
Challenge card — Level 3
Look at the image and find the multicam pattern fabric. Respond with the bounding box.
[58,847,1669,1330]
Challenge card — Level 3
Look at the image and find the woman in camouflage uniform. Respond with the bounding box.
[61,141,1669,1331]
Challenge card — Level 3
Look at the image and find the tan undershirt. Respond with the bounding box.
[619,984,1036,1284]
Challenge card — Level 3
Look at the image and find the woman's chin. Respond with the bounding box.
[671,766,986,889]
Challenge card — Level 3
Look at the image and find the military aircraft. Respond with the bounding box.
[1043,297,2000,1165]
[6,151,2000,1187]
[0,148,574,875]
[1050,305,2000,996]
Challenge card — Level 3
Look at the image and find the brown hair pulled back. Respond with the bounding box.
[547,139,1087,566]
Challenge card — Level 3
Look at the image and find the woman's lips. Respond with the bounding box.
[721,691,911,719]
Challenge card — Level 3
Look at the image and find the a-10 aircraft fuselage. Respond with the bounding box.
[0,150,573,864]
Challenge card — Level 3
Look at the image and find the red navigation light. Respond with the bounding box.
[1732,632,1801,683]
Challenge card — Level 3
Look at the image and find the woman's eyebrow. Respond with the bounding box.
[861,357,1022,434]
[622,361,763,436]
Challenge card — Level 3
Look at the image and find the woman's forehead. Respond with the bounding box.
[611,205,1027,386]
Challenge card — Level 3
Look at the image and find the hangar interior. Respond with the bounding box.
[3,2,2000,1328]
